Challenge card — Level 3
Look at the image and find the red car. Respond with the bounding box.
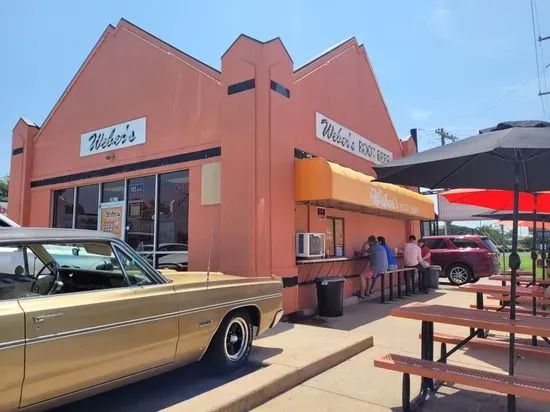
[422,235,500,285]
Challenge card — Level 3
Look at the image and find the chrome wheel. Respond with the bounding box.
[448,265,470,285]
[224,317,249,362]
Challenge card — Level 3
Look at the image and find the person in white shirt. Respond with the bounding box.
[403,235,426,291]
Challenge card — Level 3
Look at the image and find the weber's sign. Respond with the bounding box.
[80,117,146,157]
[315,112,393,165]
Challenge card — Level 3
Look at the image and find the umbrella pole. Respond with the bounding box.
[507,162,521,412]
[531,197,538,347]
[501,224,506,273]
[543,222,547,280]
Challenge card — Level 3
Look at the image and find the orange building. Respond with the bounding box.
[8,19,433,314]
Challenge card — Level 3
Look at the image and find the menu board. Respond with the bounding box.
[98,202,125,238]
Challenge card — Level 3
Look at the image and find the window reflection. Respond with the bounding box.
[102,181,125,203]
[126,176,155,252]
[76,184,99,230]
[52,188,74,228]
[155,171,189,271]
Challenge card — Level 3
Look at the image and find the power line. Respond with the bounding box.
[531,0,549,118]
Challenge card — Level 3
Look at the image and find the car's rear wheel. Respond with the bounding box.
[447,263,472,286]
[204,309,253,372]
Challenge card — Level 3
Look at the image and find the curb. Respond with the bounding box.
[183,334,374,412]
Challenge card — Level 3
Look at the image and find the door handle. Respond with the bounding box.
[33,313,63,323]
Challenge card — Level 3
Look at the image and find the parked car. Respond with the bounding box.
[422,235,500,285]
[0,228,283,411]
[0,214,20,228]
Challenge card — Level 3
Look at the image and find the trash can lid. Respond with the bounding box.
[429,265,442,270]
[315,276,346,283]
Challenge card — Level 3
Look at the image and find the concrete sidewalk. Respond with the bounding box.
[170,319,374,411]
[256,280,550,412]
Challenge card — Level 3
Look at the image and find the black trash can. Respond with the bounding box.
[315,276,345,317]
[427,265,441,289]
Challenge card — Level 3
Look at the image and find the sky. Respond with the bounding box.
[1,1,549,194]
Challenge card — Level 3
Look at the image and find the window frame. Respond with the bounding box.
[451,239,481,249]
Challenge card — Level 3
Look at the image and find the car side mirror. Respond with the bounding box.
[72,247,79,256]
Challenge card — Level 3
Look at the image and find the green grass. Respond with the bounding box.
[500,251,546,278]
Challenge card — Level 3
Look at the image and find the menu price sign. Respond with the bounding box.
[98,202,125,238]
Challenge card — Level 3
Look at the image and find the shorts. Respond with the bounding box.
[360,269,375,279]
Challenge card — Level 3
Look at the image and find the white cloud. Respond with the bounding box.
[411,109,433,121]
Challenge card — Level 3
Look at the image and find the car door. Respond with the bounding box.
[18,240,179,408]
[0,299,25,411]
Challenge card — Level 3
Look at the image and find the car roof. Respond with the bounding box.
[0,227,118,243]
[423,235,485,239]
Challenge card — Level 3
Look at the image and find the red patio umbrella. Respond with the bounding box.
[441,189,550,212]
[442,189,550,348]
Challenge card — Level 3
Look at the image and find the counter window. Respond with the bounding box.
[76,184,99,230]
[52,188,74,228]
[326,217,345,257]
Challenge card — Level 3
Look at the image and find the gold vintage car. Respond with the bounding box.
[0,228,283,411]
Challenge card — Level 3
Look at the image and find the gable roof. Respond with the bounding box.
[221,34,293,63]
[32,18,221,144]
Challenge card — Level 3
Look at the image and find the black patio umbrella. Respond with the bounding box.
[373,120,550,411]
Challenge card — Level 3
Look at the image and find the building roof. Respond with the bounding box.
[0,228,117,242]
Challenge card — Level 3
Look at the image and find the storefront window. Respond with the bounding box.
[102,180,125,203]
[126,176,155,253]
[52,188,74,228]
[76,184,99,230]
[155,170,189,270]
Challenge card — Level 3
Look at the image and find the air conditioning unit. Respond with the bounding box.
[296,233,325,258]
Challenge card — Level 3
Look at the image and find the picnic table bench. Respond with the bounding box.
[374,303,550,411]
[489,274,550,286]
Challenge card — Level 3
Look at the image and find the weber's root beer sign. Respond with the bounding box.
[315,112,393,165]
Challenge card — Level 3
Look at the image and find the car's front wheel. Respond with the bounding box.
[204,310,253,372]
[447,263,472,286]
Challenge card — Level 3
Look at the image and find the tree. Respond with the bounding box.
[0,176,8,202]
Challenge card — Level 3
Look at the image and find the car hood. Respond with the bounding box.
[159,270,282,288]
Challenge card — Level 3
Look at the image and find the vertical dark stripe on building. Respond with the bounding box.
[12,147,23,156]
[270,80,290,98]
[30,146,221,188]
[227,79,256,95]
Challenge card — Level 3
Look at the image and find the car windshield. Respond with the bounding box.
[481,237,499,253]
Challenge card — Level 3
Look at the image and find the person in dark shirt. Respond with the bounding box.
[377,236,397,270]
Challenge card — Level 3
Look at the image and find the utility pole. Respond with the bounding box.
[435,128,458,235]
[435,128,458,146]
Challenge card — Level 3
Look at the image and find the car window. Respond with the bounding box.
[451,239,480,249]
[424,239,445,249]
[481,237,499,252]
[113,245,155,286]
[0,245,53,301]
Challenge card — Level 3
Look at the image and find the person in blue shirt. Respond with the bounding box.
[354,235,388,298]
[377,236,398,270]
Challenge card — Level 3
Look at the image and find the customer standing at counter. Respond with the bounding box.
[377,236,397,270]
[356,235,388,298]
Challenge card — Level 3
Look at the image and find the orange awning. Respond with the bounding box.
[295,158,434,221]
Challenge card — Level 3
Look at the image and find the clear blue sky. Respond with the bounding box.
[2,0,550,178]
